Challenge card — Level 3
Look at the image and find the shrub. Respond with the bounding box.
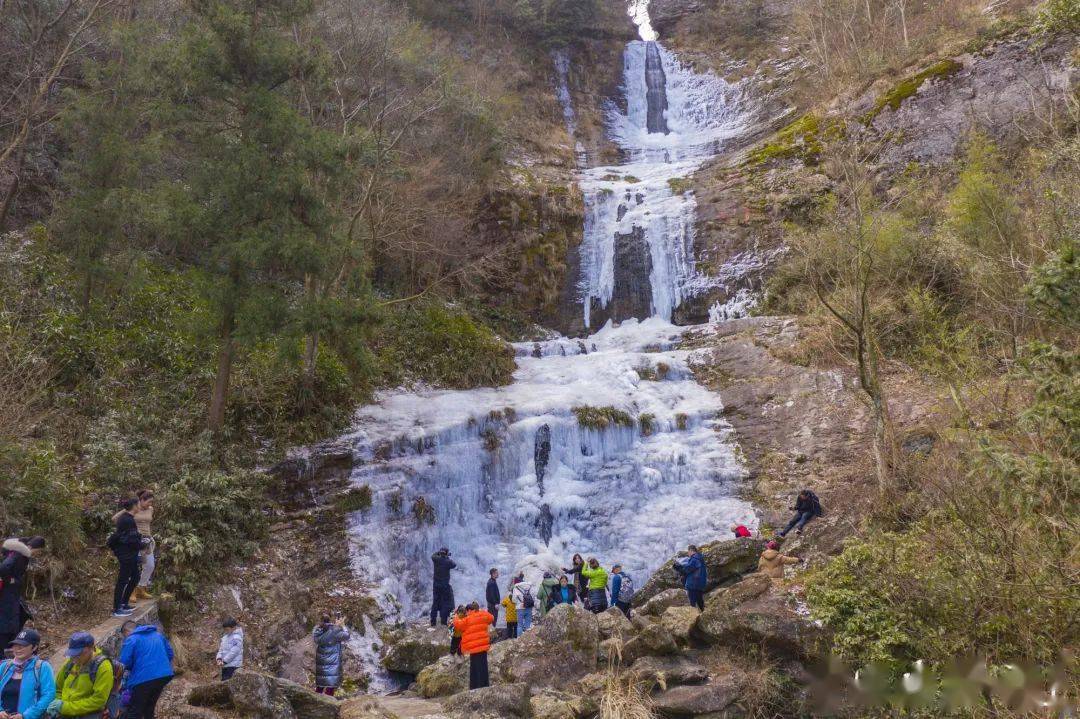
[674,413,689,430]
[573,406,634,430]
[1033,0,1080,35]
[337,486,373,513]
[639,413,656,436]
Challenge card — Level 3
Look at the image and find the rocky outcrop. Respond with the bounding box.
[629,655,709,691]
[415,654,469,698]
[633,537,765,606]
[443,682,531,719]
[652,675,746,718]
[638,588,690,616]
[490,604,600,688]
[381,624,452,676]
[659,605,700,645]
[696,573,826,660]
[188,670,339,719]
[530,690,585,719]
[622,622,679,664]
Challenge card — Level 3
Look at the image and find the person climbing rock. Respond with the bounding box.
[449,606,466,655]
[511,574,535,634]
[580,558,608,614]
[107,498,147,618]
[730,523,752,538]
[485,568,500,626]
[460,602,494,690]
[429,547,456,627]
[758,540,802,579]
[215,618,243,681]
[0,629,55,719]
[0,536,44,651]
[550,575,576,609]
[500,590,518,639]
[312,615,349,697]
[50,632,113,719]
[536,572,559,619]
[120,621,174,719]
[561,554,587,609]
[676,544,707,611]
[610,564,634,618]
[778,490,823,537]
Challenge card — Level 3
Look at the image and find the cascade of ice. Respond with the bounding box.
[332,1,767,692]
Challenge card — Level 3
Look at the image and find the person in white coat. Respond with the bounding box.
[215,618,243,681]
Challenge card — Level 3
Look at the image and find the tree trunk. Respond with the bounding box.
[208,305,236,434]
[303,329,319,382]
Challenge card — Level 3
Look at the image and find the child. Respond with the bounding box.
[500,591,518,639]
[449,606,466,655]
[216,617,244,680]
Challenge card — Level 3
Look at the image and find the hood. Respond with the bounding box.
[2,539,32,557]
[761,549,779,560]
[229,628,244,638]
[132,625,159,636]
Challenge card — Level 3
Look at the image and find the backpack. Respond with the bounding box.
[57,654,125,719]
[805,490,824,516]
[617,574,635,603]
[521,586,535,609]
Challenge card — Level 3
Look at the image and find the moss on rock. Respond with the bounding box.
[862,59,964,123]
[573,405,634,430]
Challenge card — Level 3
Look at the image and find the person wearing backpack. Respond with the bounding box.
[777,490,824,538]
[48,632,114,718]
[610,564,634,619]
[676,545,708,611]
[511,575,535,634]
[108,499,147,618]
[119,622,173,719]
[215,618,243,681]
[0,629,55,719]
[0,537,45,651]
[535,572,558,620]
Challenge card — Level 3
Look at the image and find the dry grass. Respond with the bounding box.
[599,668,657,719]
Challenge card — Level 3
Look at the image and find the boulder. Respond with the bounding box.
[634,538,766,607]
[489,604,599,688]
[597,606,634,639]
[176,708,226,719]
[193,671,341,719]
[629,655,709,691]
[382,624,452,675]
[622,622,678,664]
[660,606,700,645]
[188,682,232,708]
[279,679,342,719]
[415,654,469,698]
[696,576,826,660]
[443,682,531,719]
[530,690,585,719]
[652,676,744,717]
[639,588,689,617]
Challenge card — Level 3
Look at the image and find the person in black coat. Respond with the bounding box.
[0,536,44,650]
[429,548,456,626]
[485,568,500,625]
[109,498,147,617]
[561,554,588,609]
[778,490,824,537]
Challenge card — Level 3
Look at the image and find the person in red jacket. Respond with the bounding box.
[459,602,494,689]
[730,523,752,538]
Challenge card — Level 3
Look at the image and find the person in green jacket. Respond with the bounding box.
[47,632,113,718]
[535,572,559,619]
[580,558,608,614]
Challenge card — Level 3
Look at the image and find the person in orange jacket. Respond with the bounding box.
[459,602,494,689]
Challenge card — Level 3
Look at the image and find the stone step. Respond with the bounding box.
[48,599,158,669]
[342,694,447,719]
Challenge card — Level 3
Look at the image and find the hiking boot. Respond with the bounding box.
[133,587,155,601]
[113,608,134,617]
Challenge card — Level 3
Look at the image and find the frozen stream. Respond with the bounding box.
[335,1,765,690]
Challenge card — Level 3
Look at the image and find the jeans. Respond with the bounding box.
[139,537,156,587]
[469,651,489,689]
[687,589,705,611]
[430,584,454,626]
[221,666,238,681]
[518,607,533,633]
[780,511,815,536]
[615,600,631,619]
[127,676,171,719]
[114,554,140,611]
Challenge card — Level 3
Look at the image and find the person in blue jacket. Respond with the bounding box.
[119,622,173,719]
[677,544,708,611]
[0,629,55,719]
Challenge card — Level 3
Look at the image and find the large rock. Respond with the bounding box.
[382,624,452,675]
[191,671,340,719]
[633,538,766,607]
[596,606,634,639]
[415,654,469,698]
[660,606,700,645]
[622,622,678,664]
[696,575,826,660]
[639,588,689,617]
[443,682,531,719]
[530,690,585,719]
[629,655,709,691]
[489,604,599,688]
[653,676,745,717]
